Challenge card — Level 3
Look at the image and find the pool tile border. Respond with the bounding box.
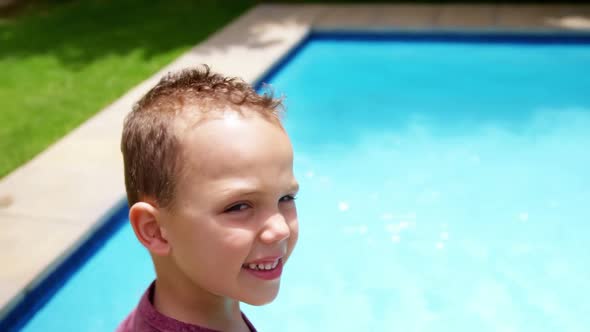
[1,3,589,323]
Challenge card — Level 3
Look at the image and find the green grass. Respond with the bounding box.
[0,0,254,178]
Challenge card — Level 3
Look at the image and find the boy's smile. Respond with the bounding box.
[156,109,299,306]
[242,256,284,280]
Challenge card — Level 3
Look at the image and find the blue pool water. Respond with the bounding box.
[18,33,590,331]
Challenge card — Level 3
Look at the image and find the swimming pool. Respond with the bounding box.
[10,32,590,331]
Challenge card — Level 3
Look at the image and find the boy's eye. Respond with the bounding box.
[224,203,250,213]
[279,194,297,203]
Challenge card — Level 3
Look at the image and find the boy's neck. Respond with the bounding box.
[152,275,247,331]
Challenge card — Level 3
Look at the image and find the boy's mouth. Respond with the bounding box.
[242,258,280,271]
[242,257,283,280]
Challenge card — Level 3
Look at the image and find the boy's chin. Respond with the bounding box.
[241,289,280,306]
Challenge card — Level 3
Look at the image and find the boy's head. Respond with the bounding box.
[121,66,299,306]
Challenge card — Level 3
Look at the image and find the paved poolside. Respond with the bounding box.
[1,3,589,322]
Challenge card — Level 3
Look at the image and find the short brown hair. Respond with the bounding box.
[121,65,283,208]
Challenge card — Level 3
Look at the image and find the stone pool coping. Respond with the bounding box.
[1,3,589,322]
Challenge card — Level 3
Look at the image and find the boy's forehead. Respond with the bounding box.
[175,108,292,182]
[173,105,282,135]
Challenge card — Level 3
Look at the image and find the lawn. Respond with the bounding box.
[0,0,254,178]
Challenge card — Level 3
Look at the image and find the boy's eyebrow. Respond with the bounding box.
[216,180,300,197]
[218,186,258,197]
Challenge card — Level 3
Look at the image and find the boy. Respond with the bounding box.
[117,66,299,332]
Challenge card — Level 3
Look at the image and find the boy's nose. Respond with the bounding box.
[260,212,290,244]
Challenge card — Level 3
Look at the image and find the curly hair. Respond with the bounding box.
[121,65,284,209]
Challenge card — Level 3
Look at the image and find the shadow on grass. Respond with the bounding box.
[0,0,259,69]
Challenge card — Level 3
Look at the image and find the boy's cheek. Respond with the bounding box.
[220,229,257,254]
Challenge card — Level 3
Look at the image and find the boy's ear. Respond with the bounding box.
[129,202,170,256]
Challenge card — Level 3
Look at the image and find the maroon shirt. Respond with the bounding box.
[116,282,257,332]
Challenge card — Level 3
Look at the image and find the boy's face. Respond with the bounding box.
[159,110,299,305]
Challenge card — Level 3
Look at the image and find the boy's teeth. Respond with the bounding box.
[245,260,280,271]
